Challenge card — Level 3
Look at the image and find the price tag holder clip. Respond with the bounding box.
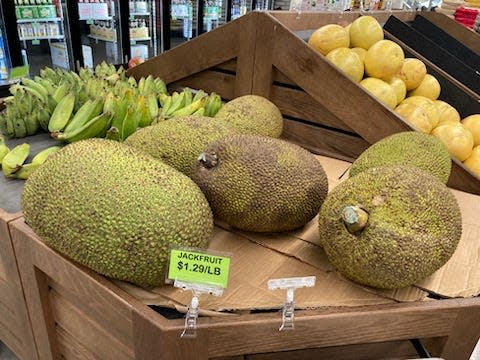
[267,276,316,331]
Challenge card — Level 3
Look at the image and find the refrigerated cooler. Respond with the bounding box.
[129,0,159,61]
[14,0,74,76]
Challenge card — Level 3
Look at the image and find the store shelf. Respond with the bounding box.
[80,16,113,21]
[19,35,64,41]
[88,34,117,43]
[130,12,150,16]
[130,36,151,41]
[17,17,62,23]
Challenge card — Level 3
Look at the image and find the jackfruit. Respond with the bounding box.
[318,165,462,290]
[349,131,451,183]
[214,95,283,138]
[21,139,214,287]
[124,115,236,178]
[192,134,328,232]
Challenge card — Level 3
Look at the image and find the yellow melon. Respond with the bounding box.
[384,76,407,105]
[360,77,398,110]
[349,16,384,50]
[326,47,364,83]
[401,96,440,129]
[434,100,461,126]
[350,47,367,63]
[308,24,350,56]
[461,114,480,147]
[431,123,474,161]
[463,145,480,177]
[364,40,405,79]
[394,103,432,134]
[397,58,427,91]
[408,74,441,100]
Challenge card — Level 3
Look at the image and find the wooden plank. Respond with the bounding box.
[441,305,480,360]
[268,10,417,31]
[56,325,98,360]
[126,18,240,83]
[214,59,237,73]
[205,299,479,357]
[271,85,353,132]
[0,210,38,360]
[245,340,419,359]
[420,12,480,54]
[282,118,368,162]
[171,70,236,100]
[251,12,276,97]
[49,288,134,360]
[235,11,258,96]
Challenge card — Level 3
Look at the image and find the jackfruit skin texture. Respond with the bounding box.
[349,131,452,184]
[214,95,283,138]
[192,134,328,232]
[318,165,462,290]
[124,115,237,178]
[21,139,214,288]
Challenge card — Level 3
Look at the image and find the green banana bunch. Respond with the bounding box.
[56,112,113,143]
[2,143,30,176]
[0,136,10,163]
[154,78,167,95]
[13,145,61,180]
[63,98,104,133]
[120,105,142,141]
[203,92,223,117]
[48,92,76,133]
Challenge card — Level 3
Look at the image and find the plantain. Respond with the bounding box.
[13,145,62,180]
[120,105,141,141]
[48,92,76,133]
[63,99,94,133]
[56,112,113,143]
[37,108,51,131]
[182,88,193,106]
[24,113,40,136]
[164,91,186,117]
[13,117,28,138]
[0,136,10,163]
[103,92,116,114]
[192,89,206,102]
[203,92,223,117]
[154,78,167,94]
[146,93,159,119]
[170,98,204,117]
[2,143,30,176]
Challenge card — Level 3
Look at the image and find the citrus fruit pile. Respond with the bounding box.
[307,15,480,177]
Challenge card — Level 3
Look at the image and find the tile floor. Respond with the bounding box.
[1,339,480,359]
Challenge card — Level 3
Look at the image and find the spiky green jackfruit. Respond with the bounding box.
[349,131,452,183]
[22,139,214,287]
[214,95,283,138]
[192,134,328,232]
[124,115,236,178]
[318,165,462,290]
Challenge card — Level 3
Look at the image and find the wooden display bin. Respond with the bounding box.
[8,217,480,359]
[5,10,480,360]
[128,10,480,196]
[0,210,37,359]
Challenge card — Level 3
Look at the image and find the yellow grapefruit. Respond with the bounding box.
[360,77,398,110]
[397,58,427,90]
[431,123,474,161]
[349,15,384,50]
[401,96,440,129]
[408,74,441,100]
[434,100,461,126]
[308,24,350,56]
[364,40,405,79]
[384,76,407,105]
[394,103,432,133]
[463,145,480,177]
[461,114,480,147]
[326,47,364,83]
[350,47,367,63]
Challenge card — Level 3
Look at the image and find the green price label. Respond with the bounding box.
[168,249,230,288]
[130,40,136,45]
[86,19,94,25]
[32,39,40,45]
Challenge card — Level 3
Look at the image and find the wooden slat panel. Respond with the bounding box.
[251,13,275,97]
[214,59,237,73]
[268,10,417,31]
[441,306,480,360]
[48,277,133,347]
[420,12,480,54]
[172,70,236,100]
[271,85,353,132]
[282,118,368,162]
[245,340,418,359]
[205,299,479,357]
[235,12,258,97]
[56,325,97,360]
[49,288,134,360]
[272,67,296,86]
[126,18,240,83]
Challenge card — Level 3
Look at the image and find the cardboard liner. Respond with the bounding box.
[116,155,480,312]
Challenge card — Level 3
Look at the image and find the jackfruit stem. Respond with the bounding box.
[198,152,219,169]
[342,206,369,234]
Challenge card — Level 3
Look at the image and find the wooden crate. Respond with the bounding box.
[127,10,480,196]
[0,210,37,359]
[9,217,480,359]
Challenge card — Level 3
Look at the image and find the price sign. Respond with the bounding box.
[86,20,94,25]
[168,248,230,288]
[32,39,40,45]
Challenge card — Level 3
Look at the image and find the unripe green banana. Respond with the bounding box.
[13,117,28,138]
[0,137,10,163]
[170,98,204,117]
[192,107,205,116]
[138,77,146,93]
[63,99,94,133]
[52,83,69,104]
[111,96,129,130]
[37,108,51,131]
[192,89,206,102]
[34,76,55,95]
[146,93,159,119]
[182,88,193,106]
[48,92,76,133]
[165,91,186,117]
[154,78,167,95]
[13,145,62,180]
[24,113,40,136]
[143,75,155,94]
[121,105,141,141]
[56,112,113,143]
[2,143,30,176]
[204,92,223,117]
[103,92,116,114]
